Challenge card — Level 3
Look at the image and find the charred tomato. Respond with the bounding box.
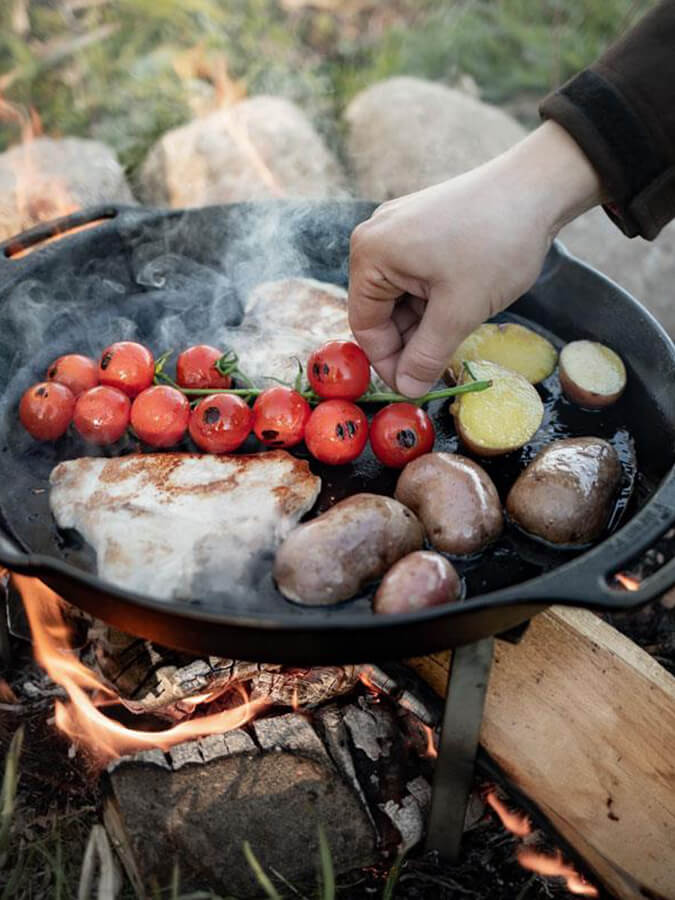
[131,385,190,447]
[46,354,99,397]
[304,399,368,465]
[189,394,253,453]
[176,345,232,390]
[307,340,370,401]
[73,385,131,445]
[253,387,311,448]
[20,382,75,441]
[98,341,155,398]
[370,402,435,468]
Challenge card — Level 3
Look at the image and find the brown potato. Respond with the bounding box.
[373,551,461,614]
[559,340,627,409]
[447,323,557,384]
[273,493,424,605]
[506,437,622,546]
[395,452,503,555]
[452,360,544,456]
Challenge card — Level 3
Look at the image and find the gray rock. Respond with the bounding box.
[345,76,526,200]
[108,750,376,897]
[139,96,348,207]
[559,208,675,337]
[0,137,135,241]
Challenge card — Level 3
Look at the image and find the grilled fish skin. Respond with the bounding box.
[49,451,321,601]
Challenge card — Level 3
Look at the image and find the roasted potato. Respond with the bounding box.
[506,437,621,546]
[452,360,544,456]
[395,452,503,554]
[373,551,461,614]
[273,492,424,605]
[447,323,557,385]
[559,340,626,409]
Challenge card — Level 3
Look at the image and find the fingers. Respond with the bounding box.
[394,287,462,397]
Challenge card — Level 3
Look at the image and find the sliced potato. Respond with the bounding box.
[447,323,557,385]
[559,340,626,409]
[452,360,544,457]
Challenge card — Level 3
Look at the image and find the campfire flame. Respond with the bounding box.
[615,572,640,591]
[12,574,266,765]
[485,789,598,896]
[421,723,438,759]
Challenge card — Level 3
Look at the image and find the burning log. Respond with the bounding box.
[409,606,675,900]
[103,701,434,898]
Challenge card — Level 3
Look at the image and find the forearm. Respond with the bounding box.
[540,0,675,240]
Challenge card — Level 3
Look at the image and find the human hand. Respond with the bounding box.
[348,121,604,397]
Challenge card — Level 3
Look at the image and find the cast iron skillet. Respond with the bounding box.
[0,202,673,664]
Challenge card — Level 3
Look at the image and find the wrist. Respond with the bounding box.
[496,120,606,239]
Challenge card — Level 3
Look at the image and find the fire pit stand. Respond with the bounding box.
[426,637,495,862]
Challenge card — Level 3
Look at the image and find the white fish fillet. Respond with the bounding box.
[223,276,385,388]
[49,452,321,601]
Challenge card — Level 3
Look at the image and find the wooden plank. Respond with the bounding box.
[407,607,675,900]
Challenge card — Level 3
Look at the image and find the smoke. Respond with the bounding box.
[0,200,369,599]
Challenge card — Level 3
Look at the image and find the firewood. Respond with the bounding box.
[407,607,675,900]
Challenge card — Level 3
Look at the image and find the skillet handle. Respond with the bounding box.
[510,472,675,610]
[0,206,122,262]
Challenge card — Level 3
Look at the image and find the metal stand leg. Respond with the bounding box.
[425,637,495,862]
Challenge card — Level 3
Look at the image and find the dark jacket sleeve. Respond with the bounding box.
[539,0,675,240]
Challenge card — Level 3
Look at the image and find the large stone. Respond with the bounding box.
[559,208,675,337]
[345,76,526,199]
[0,137,135,241]
[139,96,348,207]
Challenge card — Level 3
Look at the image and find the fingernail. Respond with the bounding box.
[396,374,432,398]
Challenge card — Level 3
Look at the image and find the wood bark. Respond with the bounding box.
[408,606,675,900]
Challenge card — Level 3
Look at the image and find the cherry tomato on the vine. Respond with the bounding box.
[20,382,75,441]
[131,385,190,448]
[176,345,232,390]
[253,387,311,448]
[98,341,155,398]
[307,340,371,401]
[73,386,131,445]
[189,394,253,454]
[47,354,98,397]
[369,402,435,468]
[304,399,368,465]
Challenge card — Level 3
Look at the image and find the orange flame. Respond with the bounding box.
[358,667,382,697]
[485,789,598,895]
[485,790,532,838]
[12,574,265,764]
[421,723,438,759]
[0,97,80,240]
[518,849,599,897]
[615,573,640,591]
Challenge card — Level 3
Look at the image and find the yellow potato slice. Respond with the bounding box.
[448,323,557,384]
[559,340,626,409]
[453,360,544,456]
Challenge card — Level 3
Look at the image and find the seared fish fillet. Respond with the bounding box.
[222,277,351,386]
[49,452,321,601]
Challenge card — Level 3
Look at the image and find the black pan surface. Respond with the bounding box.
[0,203,673,663]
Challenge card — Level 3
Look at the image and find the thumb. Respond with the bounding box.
[394,290,460,398]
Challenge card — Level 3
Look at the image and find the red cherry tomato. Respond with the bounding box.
[370,402,435,468]
[73,386,131,445]
[307,340,371,400]
[176,345,232,390]
[98,341,155,398]
[20,382,75,441]
[304,399,368,465]
[131,386,190,448]
[46,354,98,397]
[252,387,311,448]
[189,394,253,453]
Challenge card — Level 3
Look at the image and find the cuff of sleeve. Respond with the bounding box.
[540,68,672,240]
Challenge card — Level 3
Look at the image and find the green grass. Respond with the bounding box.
[0,0,656,180]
